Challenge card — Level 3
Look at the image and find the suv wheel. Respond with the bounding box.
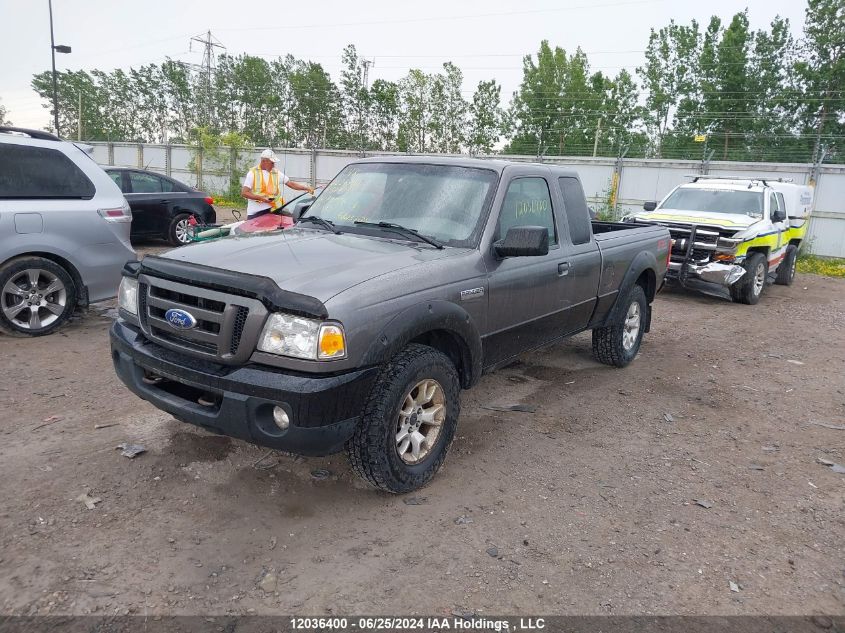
[346,344,460,493]
[730,252,767,305]
[775,245,798,286]
[0,257,77,337]
[168,213,194,246]
[591,284,647,368]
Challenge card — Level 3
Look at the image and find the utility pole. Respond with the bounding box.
[359,58,374,155]
[77,92,81,141]
[361,58,373,91]
[189,30,225,127]
[592,117,602,157]
[48,0,72,136]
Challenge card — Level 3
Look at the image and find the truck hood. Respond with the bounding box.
[158,227,458,303]
[633,209,760,231]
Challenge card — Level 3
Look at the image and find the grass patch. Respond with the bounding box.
[210,195,246,209]
[797,255,845,278]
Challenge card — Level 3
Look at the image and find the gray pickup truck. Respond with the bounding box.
[111,157,670,492]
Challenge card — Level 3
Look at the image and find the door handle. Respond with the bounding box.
[558,261,571,276]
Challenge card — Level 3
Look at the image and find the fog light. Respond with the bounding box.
[272,406,290,430]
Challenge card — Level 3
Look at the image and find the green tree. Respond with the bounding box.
[428,62,467,153]
[369,79,400,151]
[0,98,11,126]
[288,60,343,148]
[467,79,505,155]
[506,41,568,157]
[794,0,845,163]
[160,60,196,143]
[397,69,432,152]
[340,44,372,151]
[599,69,645,156]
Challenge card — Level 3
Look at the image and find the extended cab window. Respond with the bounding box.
[0,144,95,199]
[558,177,592,245]
[498,177,557,245]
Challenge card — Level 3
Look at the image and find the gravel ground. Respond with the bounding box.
[0,250,843,617]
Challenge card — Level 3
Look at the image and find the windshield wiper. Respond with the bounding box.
[353,221,444,249]
[298,215,341,234]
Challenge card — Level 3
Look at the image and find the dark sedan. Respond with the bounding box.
[105,168,217,245]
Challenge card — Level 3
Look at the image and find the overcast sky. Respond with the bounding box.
[0,0,809,131]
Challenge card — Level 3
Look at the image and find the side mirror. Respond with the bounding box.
[588,206,597,220]
[294,203,311,220]
[771,209,786,223]
[493,226,549,258]
[643,201,657,212]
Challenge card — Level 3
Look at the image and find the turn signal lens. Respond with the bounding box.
[714,253,736,262]
[318,325,346,360]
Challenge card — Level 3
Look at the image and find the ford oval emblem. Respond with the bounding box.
[165,308,197,330]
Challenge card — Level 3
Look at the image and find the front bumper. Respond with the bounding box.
[110,320,378,456]
[668,261,746,287]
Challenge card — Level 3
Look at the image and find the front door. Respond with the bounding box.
[484,176,570,368]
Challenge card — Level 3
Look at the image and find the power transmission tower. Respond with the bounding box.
[189,30,225,127]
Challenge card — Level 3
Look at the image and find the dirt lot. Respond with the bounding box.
[1,250,843,617]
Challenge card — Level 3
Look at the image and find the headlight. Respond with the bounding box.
[118,277,138,315]
[257,313,347,360]
[716,237,741,252]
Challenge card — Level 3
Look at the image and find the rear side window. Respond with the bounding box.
[558,177,592,245]
[107,171,125,192]
[0,144,95,199]
[129,172,164,193]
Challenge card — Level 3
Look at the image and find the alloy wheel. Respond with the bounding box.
[395,379,446,464]
[622,301,641,351]
[1,269,67,331]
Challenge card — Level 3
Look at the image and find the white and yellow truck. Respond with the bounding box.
[629,177,813,304]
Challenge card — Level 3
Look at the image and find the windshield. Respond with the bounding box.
[304,163,498,247]
[661,188,764,217]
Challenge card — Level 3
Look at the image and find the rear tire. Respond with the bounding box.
[730,252,767,305]
[775,245,798,286]
[0,257,77,337]
[346,344,460,493]
[167,213,194,246]
[591,284,647,368]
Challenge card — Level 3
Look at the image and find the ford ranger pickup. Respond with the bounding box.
[111,157,670,492]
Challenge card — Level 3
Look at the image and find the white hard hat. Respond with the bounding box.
[260,149,279,163]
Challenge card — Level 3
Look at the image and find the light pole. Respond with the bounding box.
[48,0,71,137]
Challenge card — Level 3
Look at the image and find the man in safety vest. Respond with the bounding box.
[241,149,314,218]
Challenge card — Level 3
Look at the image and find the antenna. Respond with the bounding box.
[188,30,226,127]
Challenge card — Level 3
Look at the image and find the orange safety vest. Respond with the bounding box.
[251,167,284,210]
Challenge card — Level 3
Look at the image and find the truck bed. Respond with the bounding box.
[591,220,671,299]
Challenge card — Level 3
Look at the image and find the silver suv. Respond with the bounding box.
[0,127,136,336]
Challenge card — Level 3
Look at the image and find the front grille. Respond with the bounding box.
[151,328,218,354]
[138,282,149,328]
[230,306,249,355]
[137,275,266,364]
[149,285,225,313]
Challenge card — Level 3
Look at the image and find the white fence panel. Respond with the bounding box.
[87,142,845,258]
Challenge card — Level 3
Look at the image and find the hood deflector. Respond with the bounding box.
[123,257,328,319]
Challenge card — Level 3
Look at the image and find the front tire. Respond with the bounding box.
[346,344,460,493]
[0,257,77,337]
[168,213,194,246]
[591,284,647,368]
[730,252,767,305]
[775,245,798,286]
